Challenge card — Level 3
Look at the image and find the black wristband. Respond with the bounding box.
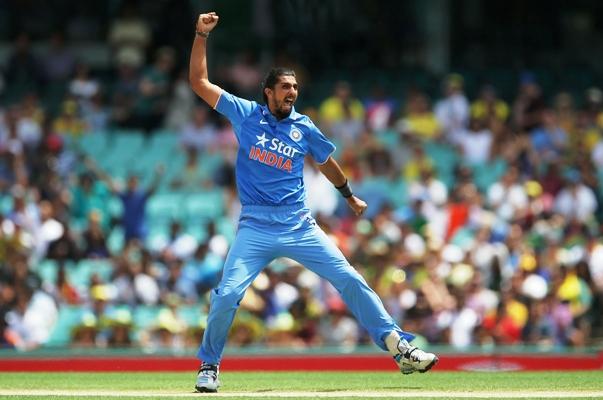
[196,31,210,38]
[335,179,353,198]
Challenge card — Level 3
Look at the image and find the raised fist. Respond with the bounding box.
[196,12,219,34]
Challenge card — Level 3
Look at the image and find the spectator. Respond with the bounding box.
[68,172,110,229]
[554,170,598,223]
[82,210,109,258]
[364,85,396,132]
[164,69,197,131]
[162,221,198,260]
[132,47,176,133]
[133,250,162,306]
[453,117,494,165]
[179,105,217,154]
[319,299,359,347]
[16,94,44,151]
[402,144,434,182]
[470,85,509,123]
[487,166,529,221]
[434,74,470,141]
[52,100,88,138]
[530,109,568,164]
[95,165,164,243]
[221,50,263,100]
[108,1,151,70]
[111,55,142,128]
[396,91,441,141]
[82,92,110,132]
[42,31,76,83]
[512,72,545,133]
[182,243,223,296]
[69,63,100,109]
[319,81,365,143]
[4,33,42,97]
[4,285,58,351]
[303,160,338,217]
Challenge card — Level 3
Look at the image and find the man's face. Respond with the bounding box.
[266,75,298,119]
[127,176,139,191]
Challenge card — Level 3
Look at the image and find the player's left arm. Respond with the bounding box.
[317,157,367,216]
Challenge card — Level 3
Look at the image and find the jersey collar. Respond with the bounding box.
[260,105,302,125]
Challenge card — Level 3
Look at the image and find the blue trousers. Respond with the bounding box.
[197,204,414,364]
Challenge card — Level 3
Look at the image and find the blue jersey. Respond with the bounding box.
[215,91,336,206]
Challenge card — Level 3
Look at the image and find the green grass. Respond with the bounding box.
[0,371,601,399]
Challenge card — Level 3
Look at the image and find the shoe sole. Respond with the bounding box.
[400,356,439,375]
[419,356,439,373]
[195,386,218,393]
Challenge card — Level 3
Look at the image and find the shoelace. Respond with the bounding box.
[404,347,424,362]
[199,363,218,378]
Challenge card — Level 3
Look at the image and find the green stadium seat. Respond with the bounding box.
[133,305,162,330]
[146,193,185,223]
[110,131,145,153]
[470,158,508,193]
[216,216,236,243]
[107,226,125,254]
[45,305,85,347]
[375,129,400,148]
[184,191,225,222]
[177,303,206,327]
[78,132,108,157]
[386,179,408,208]
[33,259,59,285]
[197,152,225,180]
[107,195,124,218]
[78,259,114,282]
[184,223,207,242]
[145,223,170,251]
[0,195,13,214]
[424,140,459,187]
[150,130,179,152]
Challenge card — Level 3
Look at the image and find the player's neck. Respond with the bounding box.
[267,105,291,121]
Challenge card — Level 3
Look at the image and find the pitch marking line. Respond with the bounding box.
[0,390,602,398]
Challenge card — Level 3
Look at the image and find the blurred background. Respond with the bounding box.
[0,0,602,355]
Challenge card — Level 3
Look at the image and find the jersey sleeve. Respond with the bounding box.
[306,119,336,164]
[215,90,257,127]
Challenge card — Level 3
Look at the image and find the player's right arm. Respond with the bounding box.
[189,12,222,108]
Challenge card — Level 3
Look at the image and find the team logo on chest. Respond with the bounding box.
[249,133,298,173]
[289,128,302,142]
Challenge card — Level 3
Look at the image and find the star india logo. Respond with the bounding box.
[289,129,302,142]
[256,133,269,147]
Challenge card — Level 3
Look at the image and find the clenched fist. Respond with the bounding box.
[196,12,219,34]
[346,195,367,216]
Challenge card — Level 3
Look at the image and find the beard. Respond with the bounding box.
[273,101,293,120]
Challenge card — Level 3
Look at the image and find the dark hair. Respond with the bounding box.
[262,67,296,103]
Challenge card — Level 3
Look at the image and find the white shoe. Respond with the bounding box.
[385,332,438,375]
[195,363,220,393]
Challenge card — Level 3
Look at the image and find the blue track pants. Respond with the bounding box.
[197,204,414,364]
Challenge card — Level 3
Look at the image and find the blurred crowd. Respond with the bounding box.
[1,6,603,353]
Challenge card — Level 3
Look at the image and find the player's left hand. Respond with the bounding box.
[346,195,367,216]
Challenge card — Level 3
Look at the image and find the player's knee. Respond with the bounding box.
[210,287,244,311]
[340,270,368,293]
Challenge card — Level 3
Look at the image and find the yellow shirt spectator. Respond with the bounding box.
[398,92,441,140]
[53,100,88,137]
[471,99,509,122]
[403,113,441,140]
[319,81,365,125]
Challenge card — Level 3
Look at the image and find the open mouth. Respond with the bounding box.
[284,98,294,106]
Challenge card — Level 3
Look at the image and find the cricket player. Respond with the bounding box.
[189,12,438,393]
